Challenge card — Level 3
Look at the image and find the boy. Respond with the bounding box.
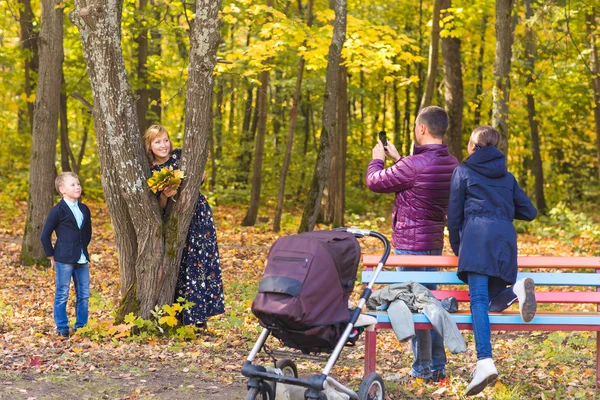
[366,106,459,382]
[40,172,92,337]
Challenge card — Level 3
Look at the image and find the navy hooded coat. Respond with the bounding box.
[447,146,537,285]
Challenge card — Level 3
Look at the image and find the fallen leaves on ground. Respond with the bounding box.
[0,201,598,399]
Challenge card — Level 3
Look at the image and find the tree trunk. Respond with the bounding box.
[492,0,515,155]
[441,0,464,162]
[237,83,254,184]
[473,14,488,127]
[404,63,412,155]
[148,7,162,124]
[420,0,441,110]
[211,76,224,189]
[298,0,347,233]
[20,0,64,266]
[273,0,313,232]
[393,78,401,146]
[523,0,546,213]
[59,74,73,172]
[332,64,348,227]
[586,10,600,181]
[242,0,274,226]
[135,0,150,132]
[71,0,222,319]
[18,0,39,135]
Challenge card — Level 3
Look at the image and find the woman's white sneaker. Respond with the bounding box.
[465,358,498,396]
[513,277,537,322]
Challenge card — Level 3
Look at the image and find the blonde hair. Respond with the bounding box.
[55,172,79,194]
[143,125,172,163]
[470,125,500,148]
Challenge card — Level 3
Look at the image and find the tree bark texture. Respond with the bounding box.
[332,64,348,227]
[440,0,464,162]
[273,0,313,232]
[492,0,515,155]
[71,0,221,318]
[18,0,39,134]
[420,0,441,110]
[473,14,488,127]
[586,10,600,181]
[298,0,346,233]
[242,0,274,227]
[20,0,64,266]
[524,0,546,213]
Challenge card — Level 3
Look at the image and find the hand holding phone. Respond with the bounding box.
[378,131,388,148]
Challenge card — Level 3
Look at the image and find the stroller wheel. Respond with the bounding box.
[276,359,298,377]
[358,372,385,400]
[245,382,274,400]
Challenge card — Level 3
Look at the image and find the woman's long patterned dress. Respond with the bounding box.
[151,149,225,325]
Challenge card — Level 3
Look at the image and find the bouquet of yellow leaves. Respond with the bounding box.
[147,166,185,194]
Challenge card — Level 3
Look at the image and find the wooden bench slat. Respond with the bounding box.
[430,289,600,304]
[375,322,600,332]
[362,255,600,269]
[362,271,600,286]
[367,311,600,326]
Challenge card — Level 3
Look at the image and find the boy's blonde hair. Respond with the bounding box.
[470,125,500,148]
[55,172,79,194]
[143,125,172,163]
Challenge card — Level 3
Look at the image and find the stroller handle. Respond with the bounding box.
[334,227,391,266]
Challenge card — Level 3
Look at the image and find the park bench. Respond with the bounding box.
[360,254,600,385]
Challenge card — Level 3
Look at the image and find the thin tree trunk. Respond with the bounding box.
[212,76,224,188]
[393,78,401,146]
[404,63,412,155]
[492,0,515,155]
[420,0,441,110]
[135,0,150,132]
[59,73,74,172]
[21,0,64,266]
[441,0,464,162]
[415,0,424,120]
[473,14,488,127]
[586,10,600,181]
[332,64,348,227]
[237,83,254,183]
[296,98,311,198]
[242,0,275,226]
[298,0,347,233]
[71,0,222,318]
[273,0,313,232]
[148,6,162,124]
[227,76,235,159]
[524,0,546,213]
[18,0,38,134]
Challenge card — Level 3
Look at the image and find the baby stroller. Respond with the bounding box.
[242,228,391,400]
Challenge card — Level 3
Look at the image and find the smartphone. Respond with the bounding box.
[378,131,388,148]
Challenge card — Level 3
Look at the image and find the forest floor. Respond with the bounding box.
[1,201,599,399]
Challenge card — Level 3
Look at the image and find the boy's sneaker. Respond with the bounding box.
[465,358,498,396]
[57,330,70,338]
[513,278,537,322]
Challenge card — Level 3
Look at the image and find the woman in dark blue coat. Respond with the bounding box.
[447,126,537,396]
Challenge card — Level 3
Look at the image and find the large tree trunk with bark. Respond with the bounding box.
[298,0,347,233]
[441,0,464,162]
[492,0,515,155]
[330,64,348,227]
[524,0,546,213]
[242,0,274,227]
[273,0,313,232]
[20,0,64,266]
[586,10,600,181]
[71,0,221,319]
[18,0,39,135]
[419,0,442,110]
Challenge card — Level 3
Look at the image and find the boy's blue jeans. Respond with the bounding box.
[54,262,90,333]
[396,248,446,380]
[467,272,509,360]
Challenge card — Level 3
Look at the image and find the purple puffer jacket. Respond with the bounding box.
[366,144,459,251]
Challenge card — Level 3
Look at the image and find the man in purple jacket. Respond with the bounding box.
[366,106,459,382]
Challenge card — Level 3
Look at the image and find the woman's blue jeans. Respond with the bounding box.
[54,262,90,333]
[467,272,508,360]
[396,248,446,380]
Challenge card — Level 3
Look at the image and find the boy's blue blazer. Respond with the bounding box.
[40,199,92,264]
